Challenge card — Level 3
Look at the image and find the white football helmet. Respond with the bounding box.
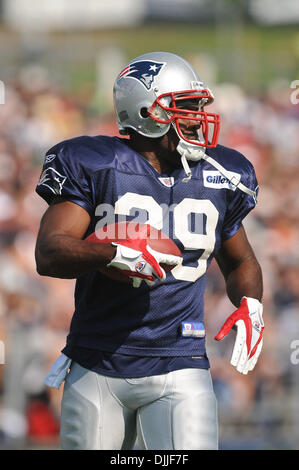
[113,51,220,148]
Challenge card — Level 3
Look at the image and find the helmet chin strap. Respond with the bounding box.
[171,123,257,200]
[175,136,257,201]
[176,139,206,183]
[172,122,206,182]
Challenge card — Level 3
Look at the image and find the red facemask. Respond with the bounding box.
[147,89,220,148]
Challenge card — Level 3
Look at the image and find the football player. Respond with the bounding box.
[35,52,264,450]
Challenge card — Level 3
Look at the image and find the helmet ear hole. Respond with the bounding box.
[140,107,149,118]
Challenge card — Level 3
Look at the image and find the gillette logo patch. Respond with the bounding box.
[203,170,241,191]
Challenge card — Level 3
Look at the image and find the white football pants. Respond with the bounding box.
[60,362,218,450]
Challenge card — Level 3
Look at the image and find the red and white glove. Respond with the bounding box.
[214,297,264,375]
[107,241,181,288]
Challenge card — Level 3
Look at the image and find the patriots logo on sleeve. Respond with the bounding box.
[118,60,165,90]
[37,167,67,195]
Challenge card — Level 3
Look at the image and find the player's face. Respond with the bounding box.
[157,99,203,157]
[175,99,203,142]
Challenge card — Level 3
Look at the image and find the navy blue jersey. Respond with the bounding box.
[36,135,258,361]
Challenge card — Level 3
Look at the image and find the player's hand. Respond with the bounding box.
[214,296,264,375]
[107,242,181,288]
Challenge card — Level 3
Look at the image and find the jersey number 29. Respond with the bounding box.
[115,193,219,282]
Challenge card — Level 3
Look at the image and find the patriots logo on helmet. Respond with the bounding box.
[118,60,165,90]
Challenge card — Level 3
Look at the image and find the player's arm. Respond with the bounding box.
[215,225,263,306]
[214,225,264,375]
[35,199,116,279]
[35,199,180,284]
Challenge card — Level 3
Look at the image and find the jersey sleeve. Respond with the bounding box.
[221,161,258,240]
[35,143,95,216]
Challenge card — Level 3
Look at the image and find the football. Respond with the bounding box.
[85,221,182,283]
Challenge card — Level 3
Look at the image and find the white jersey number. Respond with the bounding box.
[115,193,219,283]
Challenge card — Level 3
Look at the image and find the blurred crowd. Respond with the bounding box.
[0,65,298,450]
